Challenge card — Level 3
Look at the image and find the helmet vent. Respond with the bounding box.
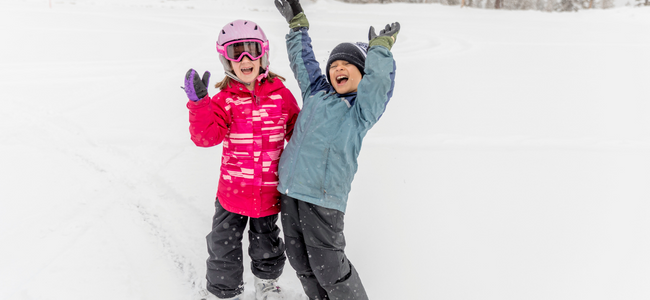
[254,25,258,30]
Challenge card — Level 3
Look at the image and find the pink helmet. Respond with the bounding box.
[217,19,270,74]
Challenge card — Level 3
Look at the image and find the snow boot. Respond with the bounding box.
[254,276,283,300]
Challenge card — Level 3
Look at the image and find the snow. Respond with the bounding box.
[1,0,649,299]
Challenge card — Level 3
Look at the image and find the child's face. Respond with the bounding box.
[231,55,261,86]
[329,60,362,94]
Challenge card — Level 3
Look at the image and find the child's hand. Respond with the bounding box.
[368,22,401,50]
[184,69,210,102]
[275,0,309,29]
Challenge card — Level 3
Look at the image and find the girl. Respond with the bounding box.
[183,19,300,300]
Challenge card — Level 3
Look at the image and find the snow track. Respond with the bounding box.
[2,1,650,300]
[0,2,215,299]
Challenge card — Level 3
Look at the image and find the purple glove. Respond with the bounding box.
[184,69,211,102]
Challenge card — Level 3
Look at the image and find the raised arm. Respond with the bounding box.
[355,22,400,125]
[275,0,331,100]
[183,69,231,147]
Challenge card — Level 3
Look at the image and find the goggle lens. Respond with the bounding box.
[224,40,264,61]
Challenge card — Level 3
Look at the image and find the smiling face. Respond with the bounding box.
[231,55,261,90]
[329,60,363,94]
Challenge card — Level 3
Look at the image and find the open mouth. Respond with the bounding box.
[241,67,254,75]
[336,75,349,85]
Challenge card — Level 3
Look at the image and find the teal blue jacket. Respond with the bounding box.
[277,28,396,213]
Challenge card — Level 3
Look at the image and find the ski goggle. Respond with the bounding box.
[217,39,269,62]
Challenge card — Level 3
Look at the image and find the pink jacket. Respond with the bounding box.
[187,78,299,218]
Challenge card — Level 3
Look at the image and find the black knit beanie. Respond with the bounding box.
[326,42,369,85]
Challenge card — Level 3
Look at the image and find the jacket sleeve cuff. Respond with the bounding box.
[186,94,211,109]
[369,36,394,51]
[289,12,309,30]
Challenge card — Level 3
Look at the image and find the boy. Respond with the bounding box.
[275,0,399,299]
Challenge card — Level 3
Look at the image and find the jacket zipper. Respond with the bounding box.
[249,84,262,210]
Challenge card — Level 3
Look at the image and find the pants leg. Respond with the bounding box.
[206,200,248,298]
[300,202,368,300]
[248,213,286,280]
[281,194,368,300]
[281,194,330,300]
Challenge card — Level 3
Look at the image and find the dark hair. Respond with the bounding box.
[215,67,285,90]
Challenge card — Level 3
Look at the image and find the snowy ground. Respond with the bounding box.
[1,0,649,299]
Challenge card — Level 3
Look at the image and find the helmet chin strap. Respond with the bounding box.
[225,67,269,86]
[225,71,247,85]
[256,62,269,82]
[224,71,246,84]
[256,69,269,82]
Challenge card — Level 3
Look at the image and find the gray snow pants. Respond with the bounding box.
[280,194,368,300]
[206,199,286,298]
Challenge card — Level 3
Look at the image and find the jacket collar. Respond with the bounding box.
[223,75,286,97]
[338,91,357,106]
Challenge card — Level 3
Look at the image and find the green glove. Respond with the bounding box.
[289,12,309,29]
[369,22,400,50]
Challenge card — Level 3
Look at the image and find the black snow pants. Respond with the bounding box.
[206,199,286,298]
[280,194,368,300]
